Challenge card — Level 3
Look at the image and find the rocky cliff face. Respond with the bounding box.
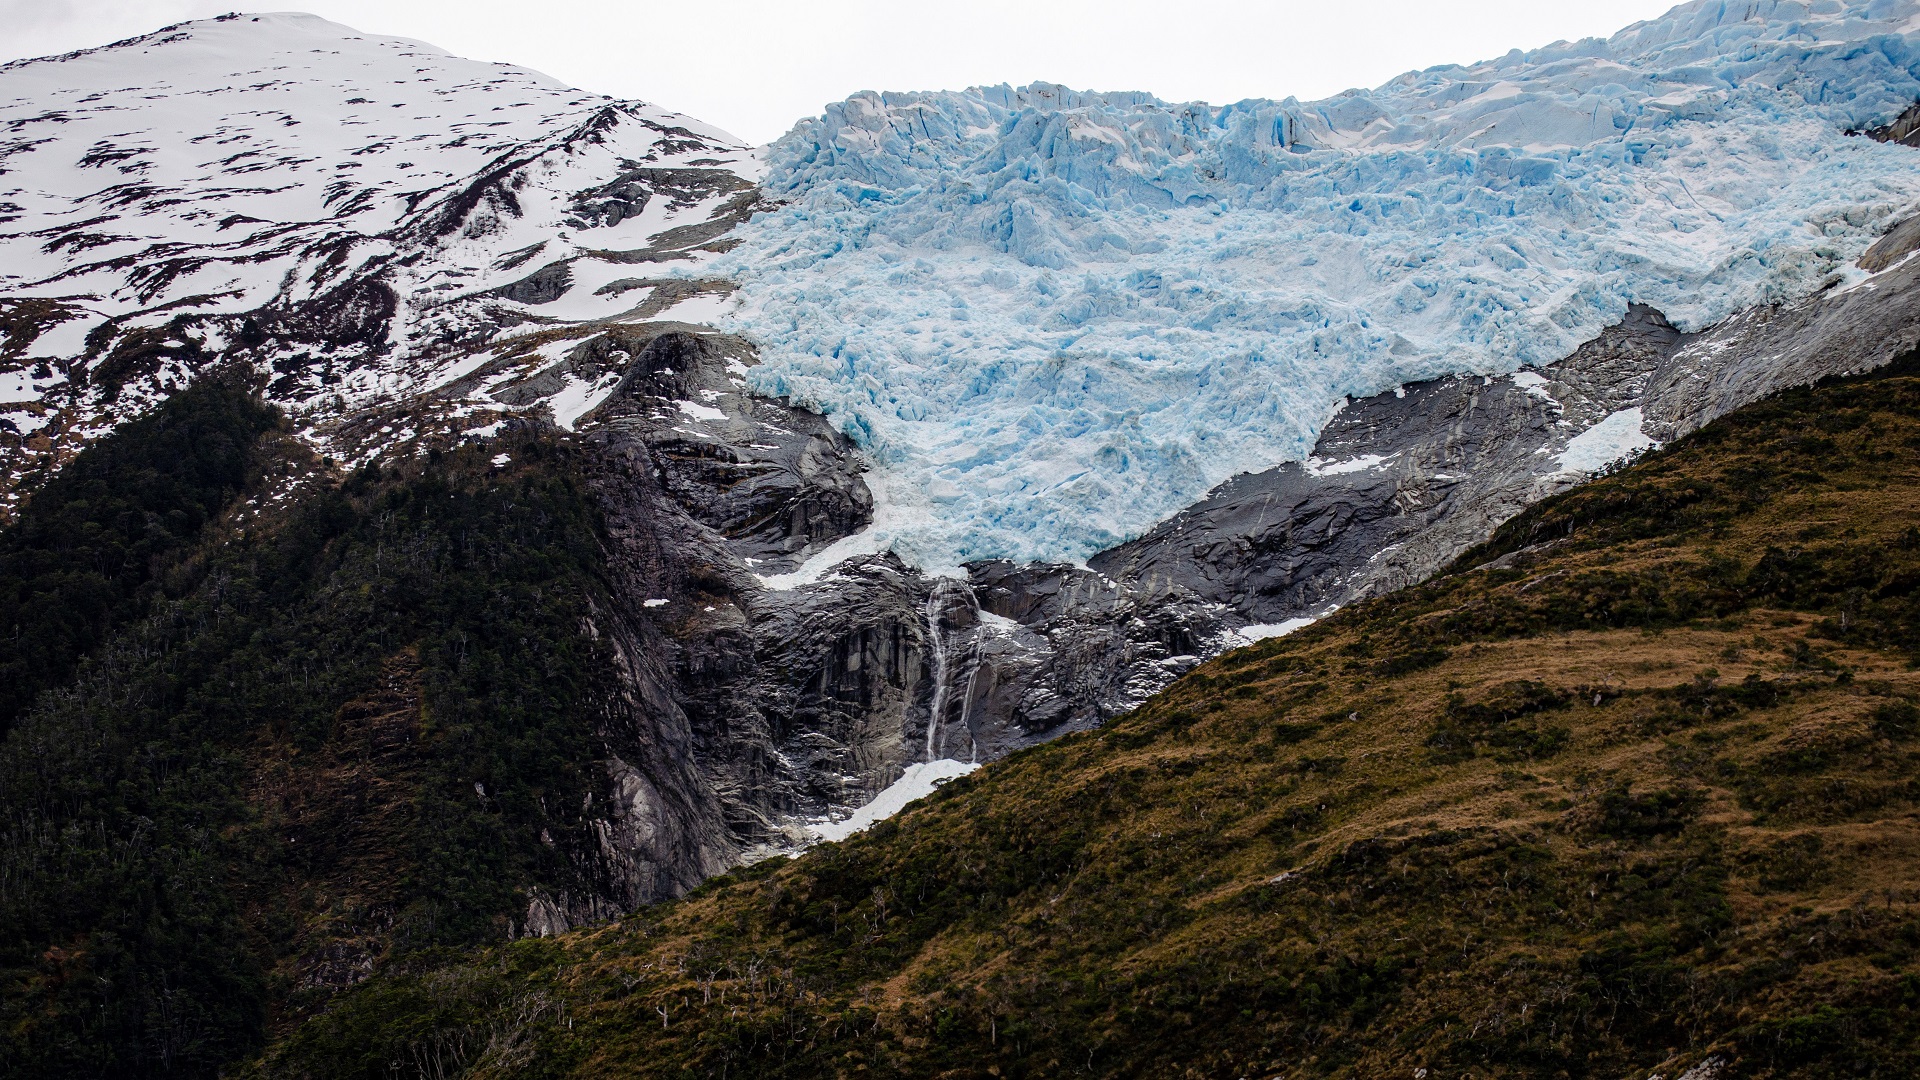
[539,323,1241,893]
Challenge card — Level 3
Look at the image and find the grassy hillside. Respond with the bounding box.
[262,356,1920,1080]
[0,395,638,1079]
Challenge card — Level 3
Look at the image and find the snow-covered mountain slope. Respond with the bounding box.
[719,0,1920,568]
[0,12,757,502]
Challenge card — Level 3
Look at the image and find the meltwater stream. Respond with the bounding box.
[922,577,983,763]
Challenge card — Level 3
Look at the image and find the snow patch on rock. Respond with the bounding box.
[808,759,978,843]
[1558,407,1658,474]
[675,399,728,422]
[1511,370,1556,403]
[1236,617,1320,643]
[1307,454,1393,477]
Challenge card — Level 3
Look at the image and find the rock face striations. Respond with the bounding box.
[1095,253,1920,624]
[547,323,1242,890]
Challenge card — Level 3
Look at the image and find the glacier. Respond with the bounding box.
[712,0,1920,569]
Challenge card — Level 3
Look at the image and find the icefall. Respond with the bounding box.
[712,0,1920,567]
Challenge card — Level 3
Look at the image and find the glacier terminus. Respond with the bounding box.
[714,0,1920,568]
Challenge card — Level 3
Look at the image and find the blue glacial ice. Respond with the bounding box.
[713,0,1920,569]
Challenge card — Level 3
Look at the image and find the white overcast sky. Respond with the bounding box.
[3,1,1685,145]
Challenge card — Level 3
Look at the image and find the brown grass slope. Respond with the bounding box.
[264,357,1920,1079]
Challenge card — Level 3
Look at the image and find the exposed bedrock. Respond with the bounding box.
[1088,304,1680,619]
[550,326,1237,888]
[1094,256,1920,625]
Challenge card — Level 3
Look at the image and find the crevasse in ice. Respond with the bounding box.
[714,0,1920,569]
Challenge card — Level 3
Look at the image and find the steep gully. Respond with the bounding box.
[8,70,1920,932]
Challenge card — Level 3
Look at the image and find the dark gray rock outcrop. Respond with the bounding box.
[1641,259,1920,442]
[518,321,1241,893]
[490,260,574,305]
[1089,304,1684,620]
[1093,257,1920,626]
[1863,99,1920,147]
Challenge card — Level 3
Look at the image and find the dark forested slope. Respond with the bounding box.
[261,356,1920,1079]
[0,392,653,1078]
[0,383,280,734]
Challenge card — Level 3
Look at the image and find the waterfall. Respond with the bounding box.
[922,576,981,763]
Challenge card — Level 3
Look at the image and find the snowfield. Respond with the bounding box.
[0,11,756,487]
[0,11,723,357]
[1558,407,1659,474]
[715,0,1920,568]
